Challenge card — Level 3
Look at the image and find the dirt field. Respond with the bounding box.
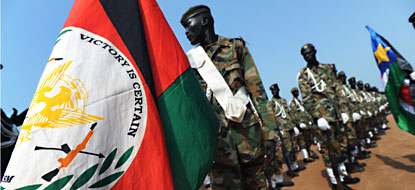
[289,114,415,190]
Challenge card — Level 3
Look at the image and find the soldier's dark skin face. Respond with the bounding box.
[301,47,318,66]
[349,79,356,88]
[365,85,371,91]
[291,90,299,98]
[357,83,364,90]
[182,16,205,45]
[338,75,346,84]
[271,87,280,98]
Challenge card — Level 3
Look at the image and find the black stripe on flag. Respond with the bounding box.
[99,0,156,97]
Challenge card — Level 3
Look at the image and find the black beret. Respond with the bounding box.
[181,5,211,25]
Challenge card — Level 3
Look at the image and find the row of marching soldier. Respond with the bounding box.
[181,5,390,190]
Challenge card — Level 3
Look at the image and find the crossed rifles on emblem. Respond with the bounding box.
[34,122,105,182]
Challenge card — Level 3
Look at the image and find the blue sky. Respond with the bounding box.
[2,0,414,115]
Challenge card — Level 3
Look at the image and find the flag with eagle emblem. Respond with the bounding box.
[1,0,219,189]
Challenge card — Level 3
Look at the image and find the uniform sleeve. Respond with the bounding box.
[298,71,323,120]
[235,39,278,140]
[288,100,302,125]
[333,79,353,116]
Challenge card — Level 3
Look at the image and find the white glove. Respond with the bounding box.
[367,111,372,117]
[341,113,349,124]
[299,123,307,129]
[352,112,361,122]
[293,127,300,136]
[410,72,415,81]
[308,121,313,125]
[360,110,366,116]
[317,118,330,131]
[374,111,378,115]
[379,105,384,111]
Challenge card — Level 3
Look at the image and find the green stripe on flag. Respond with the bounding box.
[157,68,219,190]
[385,62,415,135]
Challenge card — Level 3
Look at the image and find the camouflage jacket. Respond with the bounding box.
[288,97,314,126]
[340,84,361,113]
[358,89,376,113]
[269,97,296,132]
[297,63,340,123]
[195,35,278,140]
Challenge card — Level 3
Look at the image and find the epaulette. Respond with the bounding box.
[230,37,246,46]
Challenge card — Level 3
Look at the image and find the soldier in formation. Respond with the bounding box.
[288,87,320,163]
[181,5,391,190]
[296,43,360,190]
[182,5,279,189]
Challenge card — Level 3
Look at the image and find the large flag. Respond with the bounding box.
[366,26,415,135]
[1,0,219,189]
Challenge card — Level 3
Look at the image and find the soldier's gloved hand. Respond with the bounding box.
[360,110,366,116]
[352,112,361,122]
[379,105,385,112]
[317,118,330,131]
[367,111,373,117]
[341,113,349,124]
[410,72,415,81]
[293,127,300,136]
[374,110,378,115]
[264,140,276,162]
[299,123,307,129]
[308,121,313,126]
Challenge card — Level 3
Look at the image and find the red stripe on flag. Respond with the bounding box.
[137,0,189,97]
[63,0,174,189]
[400,83,413,106]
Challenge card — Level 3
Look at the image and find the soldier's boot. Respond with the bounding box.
[353,156,366,168]
[326,168,351,190]
[301,149,314,163]
[338,163,360,184]
[381,123,390,130]
[291,161,306,172]
[284,159,298,177]
[357,151,370,160]
[309,149,319,160]
[272,174,294,188]
[346,162,364,173]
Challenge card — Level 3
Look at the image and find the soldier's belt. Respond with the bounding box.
[187,46,249,123]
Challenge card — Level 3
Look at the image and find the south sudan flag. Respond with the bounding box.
[366,26,415,135]
[2,0,219,189]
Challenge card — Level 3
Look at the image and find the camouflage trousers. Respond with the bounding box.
[298,128,313,150]
[211,122,267,190]
[316,122,343,167]
[336,122,358,150]
[356,119,369,140]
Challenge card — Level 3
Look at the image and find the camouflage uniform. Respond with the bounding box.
[297,63,343,167]
[194,36,278,190]
[269,97,299,166]
[350,85,370,140]
[289,96,316,156]
[327,65,355,152]
[337,81,361,146]
[357,82,376,136]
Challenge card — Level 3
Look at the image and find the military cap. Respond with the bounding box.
[270,83,279,90]
[409,12,415,23]
[357,80,363,85]
[301,43,315,53]
[291,87,298,93]
[364,83,370,87]
[337,71,345,78]
[181,5,211,25]
[348,77,355,82]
